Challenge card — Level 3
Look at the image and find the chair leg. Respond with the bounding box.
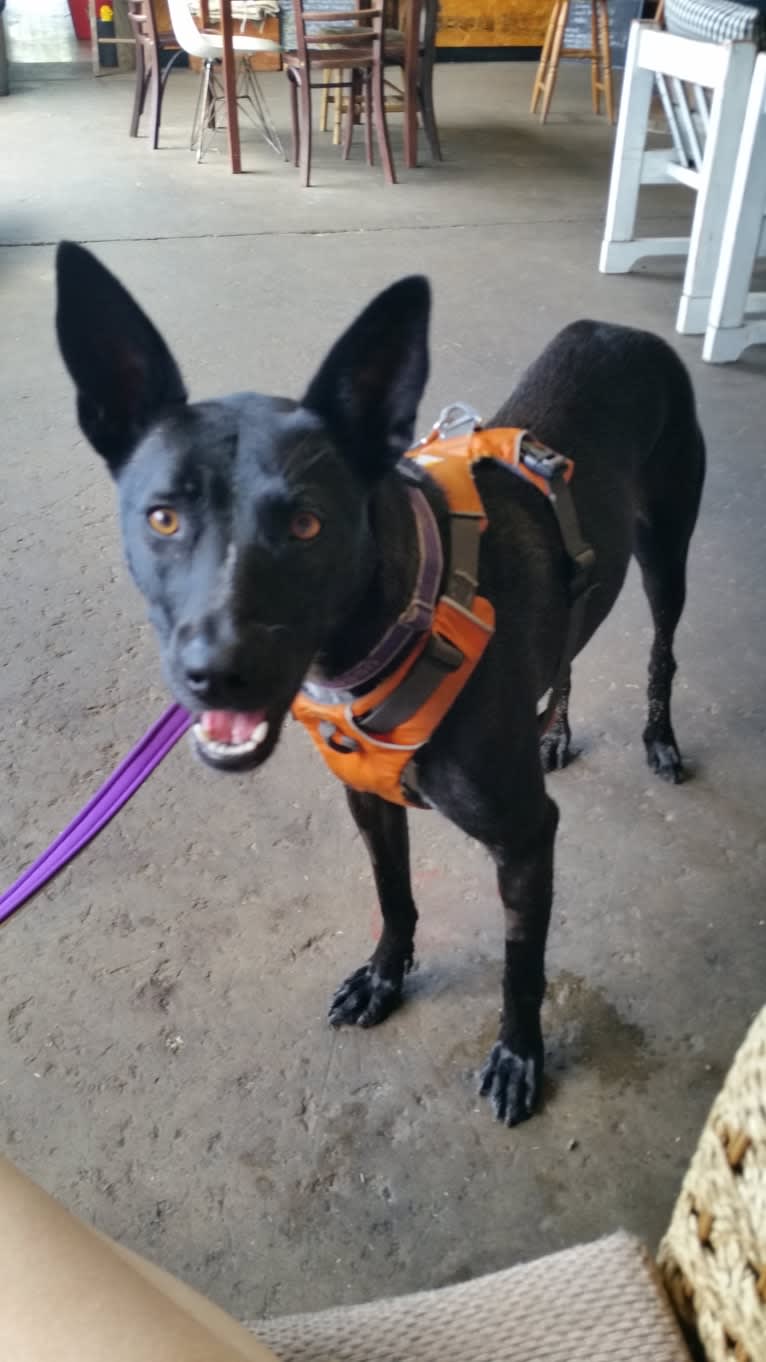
[190,61,208,152]
[130,43,146,137]
[147,51,163,152]
[590,0,600,115]
[364,72,373,165]
[241,57,285,158]
[539,0,569,124]
[287,72,300,166]
[704,56,766,361]
[298,71,313,187]
[371,56,396,184]
[320,67,331,132]
[403,53,418,168]
[677,40,757,333]
[599,23,655,272]
[343,72,356,160]
[419,51,442,160]
[160,46,183,92]
[194,60,215,162]
[531,0,560,114]
[333,69,344,145]
[597,0,615,123]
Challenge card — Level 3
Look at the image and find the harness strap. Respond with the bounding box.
[518,447,596,730]
[355,496,485,736]
[358,612,464,736]
[444,513,484,609]
[323,485,444,693]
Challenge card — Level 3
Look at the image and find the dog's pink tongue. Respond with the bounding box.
[201,711,266,744]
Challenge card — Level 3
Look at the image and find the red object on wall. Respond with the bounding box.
[67,0,92,41]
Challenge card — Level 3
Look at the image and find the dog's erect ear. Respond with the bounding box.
[55,241,188,471]
[302,276,431,480]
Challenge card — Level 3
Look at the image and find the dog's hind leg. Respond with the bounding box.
[328,790,418,1028]
[539,671,573,773]
[635,427,705,783]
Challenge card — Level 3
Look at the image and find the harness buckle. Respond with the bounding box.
[318,720,360,755]
[430,402,483,442]
[520,448,571,483]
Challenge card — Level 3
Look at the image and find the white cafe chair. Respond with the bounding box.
[167,0,285,162]
[599,2,761,335]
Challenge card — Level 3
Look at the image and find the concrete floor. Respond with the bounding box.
[1,59,765,1324]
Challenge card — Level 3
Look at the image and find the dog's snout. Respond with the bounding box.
[177,627,248,705]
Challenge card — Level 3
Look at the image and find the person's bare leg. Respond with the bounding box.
[0,1154,275,1362]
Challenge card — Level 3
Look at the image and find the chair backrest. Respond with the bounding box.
[290,0,385,65]
[166,0,210,57]
[127,0,160,50]
[386,0,435,50]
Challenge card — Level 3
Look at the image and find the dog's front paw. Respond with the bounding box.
[644,735,685,783]
[479,1041,541,1126]
[328,962,403,1029]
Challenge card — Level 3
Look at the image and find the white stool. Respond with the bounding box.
[167,0,285,162]
[599,21,755,334]
[703,51,766,361]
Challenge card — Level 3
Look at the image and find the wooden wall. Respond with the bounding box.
[436,0,551,47]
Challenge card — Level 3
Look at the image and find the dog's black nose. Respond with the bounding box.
[183,663,249,704]
[185,669,214,699]
[179,632,248,705]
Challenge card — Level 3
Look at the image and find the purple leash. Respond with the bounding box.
[0,704,192,926]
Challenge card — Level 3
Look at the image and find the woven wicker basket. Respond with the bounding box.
[659,1006,766,1362]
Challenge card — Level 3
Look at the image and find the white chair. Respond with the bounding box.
[599,13,757,335]
[166,0,285,162]
[703,50,766,361]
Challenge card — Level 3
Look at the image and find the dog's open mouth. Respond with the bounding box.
[192,709,274,771]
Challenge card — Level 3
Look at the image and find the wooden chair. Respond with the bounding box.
[285,0,396,187]
[127,0,184,149]
[530,0,615,124]
[383,0,442,166]
[319,0,441,168]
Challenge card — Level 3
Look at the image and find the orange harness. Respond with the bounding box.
[291,407,594,808]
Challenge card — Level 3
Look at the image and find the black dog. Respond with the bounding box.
[56,242,705,1125]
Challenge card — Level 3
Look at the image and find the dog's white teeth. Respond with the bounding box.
[192,718,268,762]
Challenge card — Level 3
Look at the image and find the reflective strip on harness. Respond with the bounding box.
[290,423,594,808]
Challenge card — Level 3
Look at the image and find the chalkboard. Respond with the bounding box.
[564,0,643,69]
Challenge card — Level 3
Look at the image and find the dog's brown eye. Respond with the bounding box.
[290,511,322,542]
[148,507,180,537]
